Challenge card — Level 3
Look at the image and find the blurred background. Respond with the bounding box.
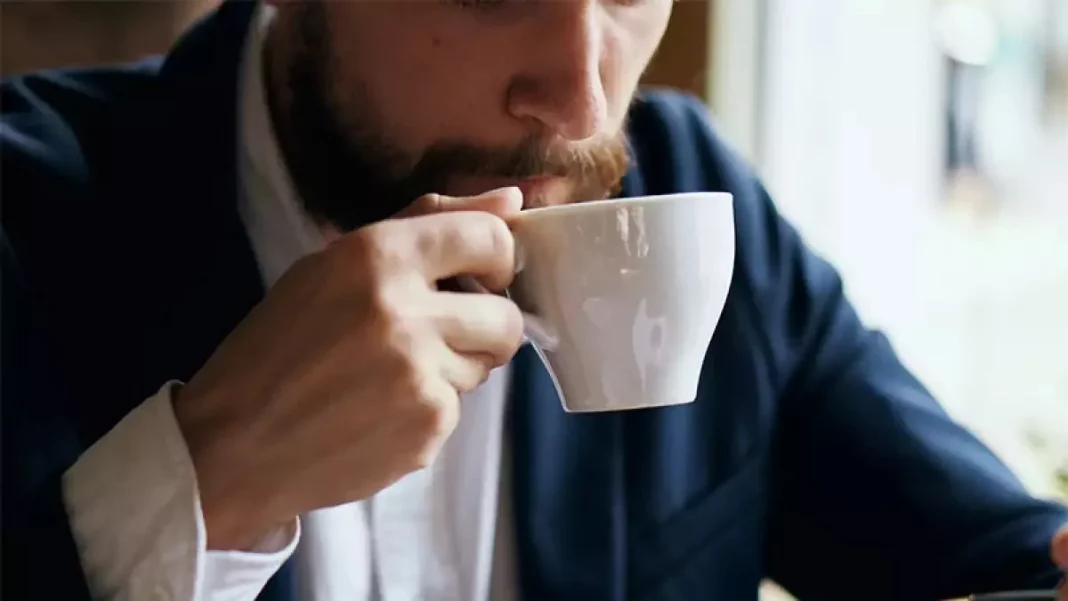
[747,0,1068,506]
[3,0,1065,596]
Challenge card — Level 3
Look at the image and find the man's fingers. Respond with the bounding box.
[403,211,517,290]
[438,349,495,394]
[433,292,524,367]
[384,187,523,289]
[1053,525,1068,568]
[1055,525,1068,601]
[398,186,523,219]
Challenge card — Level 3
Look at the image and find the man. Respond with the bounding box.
[2,1,1066,600]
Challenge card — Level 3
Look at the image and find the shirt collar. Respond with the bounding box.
[237,4,325,288]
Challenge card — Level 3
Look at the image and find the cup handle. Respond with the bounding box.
[454,241,559,352]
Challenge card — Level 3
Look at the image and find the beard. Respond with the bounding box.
[267,3,633,233]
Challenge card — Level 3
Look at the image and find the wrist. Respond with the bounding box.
[171,383,287,551]
[198,489,287,551]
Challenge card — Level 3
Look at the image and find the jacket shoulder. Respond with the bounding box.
[1,60,163,183]
[627,88,744,194]
[1,61,163,141]
[1,60,163,112]
[1,61,162,256]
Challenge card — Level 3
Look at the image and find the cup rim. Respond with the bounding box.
[510,191,734,222]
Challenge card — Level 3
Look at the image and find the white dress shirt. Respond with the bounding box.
[62,6,516,601]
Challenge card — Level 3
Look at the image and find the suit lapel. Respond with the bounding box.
[509,345,627,601]
[130,0,266,391]
[123,4,297,600]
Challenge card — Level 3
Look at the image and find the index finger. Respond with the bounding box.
[397,186,523,219]
[404,210,517,291]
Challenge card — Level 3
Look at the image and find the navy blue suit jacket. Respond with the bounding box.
[2,3,1065,600]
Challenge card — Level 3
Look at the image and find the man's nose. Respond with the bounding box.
[507,3,609,142]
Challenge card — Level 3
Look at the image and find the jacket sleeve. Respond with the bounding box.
[2,227,95,601]
[1,72,297,600]
[730,172,1068,598]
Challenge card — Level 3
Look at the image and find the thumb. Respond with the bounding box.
[398,186,523,219]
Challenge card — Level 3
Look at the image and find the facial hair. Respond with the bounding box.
[268,2,632,233]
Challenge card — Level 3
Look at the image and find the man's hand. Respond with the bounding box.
[174,187,525,550]
[1054,524,1068,601]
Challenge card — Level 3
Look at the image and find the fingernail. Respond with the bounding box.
[484,186,523,203]
[483,185,520,195]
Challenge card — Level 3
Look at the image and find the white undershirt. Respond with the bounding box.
[61,5,515,601]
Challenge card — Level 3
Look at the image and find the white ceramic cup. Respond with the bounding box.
[506,192,735,413]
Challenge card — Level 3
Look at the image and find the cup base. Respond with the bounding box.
[560,395,697,414]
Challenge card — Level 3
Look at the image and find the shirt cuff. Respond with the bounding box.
[62,381,298,601]
[202,521,300,599]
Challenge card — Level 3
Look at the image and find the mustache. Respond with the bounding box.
[408,132,631,186]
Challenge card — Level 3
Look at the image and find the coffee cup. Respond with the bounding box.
[503,191,735,413]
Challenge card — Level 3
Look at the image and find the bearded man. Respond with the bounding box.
[2,2,1066,600]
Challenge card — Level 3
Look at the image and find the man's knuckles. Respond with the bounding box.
[390,362,459,471]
